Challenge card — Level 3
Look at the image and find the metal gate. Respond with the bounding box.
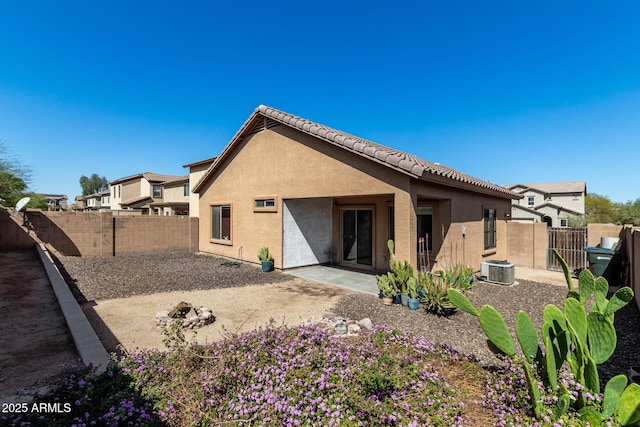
[547,227,587,272]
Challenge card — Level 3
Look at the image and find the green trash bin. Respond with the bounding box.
[583,246,619,282]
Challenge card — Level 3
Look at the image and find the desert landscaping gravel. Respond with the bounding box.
[56,251,295,303]
[57,250,640,385]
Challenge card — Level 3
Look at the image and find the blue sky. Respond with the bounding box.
[1,1,639,203]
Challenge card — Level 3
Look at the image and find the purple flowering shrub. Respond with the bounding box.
[3,322,598,426]
[119,323,486,426]
[1,360,163,427]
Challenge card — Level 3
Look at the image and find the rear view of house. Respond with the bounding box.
[193,105,521,271]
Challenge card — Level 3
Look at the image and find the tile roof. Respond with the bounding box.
[120,195,153,207]
[142,172,186,183]
[110,172,185,185]
[505,181,586,194]
[159,175,189,185]
[194,105,521,199]
[84,190,110,198]
[183,157,217,168]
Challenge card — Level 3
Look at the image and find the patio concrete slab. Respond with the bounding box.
[284,264,577,294]
[284,266,379,295]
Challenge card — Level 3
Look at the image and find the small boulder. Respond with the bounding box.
[169,302,192,318]
[358,318,374,330]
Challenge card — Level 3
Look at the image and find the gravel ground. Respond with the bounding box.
[56,251,640,385]
[333,279,640,385]
[55,251,294,303]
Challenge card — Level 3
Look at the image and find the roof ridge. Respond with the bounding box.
[255,105,517,197]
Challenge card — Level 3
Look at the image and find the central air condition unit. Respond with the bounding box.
[481,260,515,285]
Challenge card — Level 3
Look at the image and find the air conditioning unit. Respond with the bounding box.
[481,260,515,285]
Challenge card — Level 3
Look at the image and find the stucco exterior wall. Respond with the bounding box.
[121,179,141,204]
[197,125,514,271]
[163,183,188,203]
[283,198,333,268]
[187,164,211,218]
[549,194,584,214]
[197,126,410,270]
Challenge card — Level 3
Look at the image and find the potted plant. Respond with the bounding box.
[376,275,396,306]
[257,246,273,272]
[386,240,415,307]
[407,277,420,310]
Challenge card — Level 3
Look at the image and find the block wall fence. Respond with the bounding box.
[18,211,198,256]
[1,207,638,307]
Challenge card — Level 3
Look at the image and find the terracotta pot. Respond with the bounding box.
[382,297,394,306]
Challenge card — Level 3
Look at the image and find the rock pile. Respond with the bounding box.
[311,313,374,337]
[156,303,215,328]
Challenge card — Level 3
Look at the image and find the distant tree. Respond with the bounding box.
[0,141,33,207]
[584,193,617,224]
[25,193,49,210]
[615,198,640,226]
[79,174,109,196]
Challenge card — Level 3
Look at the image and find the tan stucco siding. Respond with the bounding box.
[163,184,188,203]
[198,126,412,269]
[122,180,141,203]
[198,124,515,272]
[188,164,210,217]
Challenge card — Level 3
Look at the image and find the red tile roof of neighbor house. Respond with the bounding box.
[194,105,521,199]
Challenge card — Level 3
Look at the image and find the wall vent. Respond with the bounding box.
[247,118,281,136]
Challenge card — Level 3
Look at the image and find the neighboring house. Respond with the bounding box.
[150,176,190,216]
[41,194,68,211]
[183,157,216,218]
[109,172,189,215]
[73,195,85,211]
[506,181,586,227]
[80,190,111,211]
[193,105,521,271]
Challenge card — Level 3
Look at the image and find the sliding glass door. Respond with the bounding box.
[341,209,373,266]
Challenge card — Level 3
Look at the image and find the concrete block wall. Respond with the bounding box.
[506,221,548,269]
[23,211,198,256]
[586,224,624,247]
[27,211,112,256]
[113,216,198,255]
[632,228,640,309]
[0,209,37,250]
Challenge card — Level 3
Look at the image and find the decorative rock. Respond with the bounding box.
[348,324,361,334]
[334,323,348,335]
[156,302,216,328]
[169,301,192,318]
[358,318,373,330]
[322,313,336,319]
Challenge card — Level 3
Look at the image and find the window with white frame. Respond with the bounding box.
[183,183,189,197]
[153,185,162,198]
[254,197,276,212]
[559,218,569,227]
[527,196,535,207]
[212,205,231,241]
